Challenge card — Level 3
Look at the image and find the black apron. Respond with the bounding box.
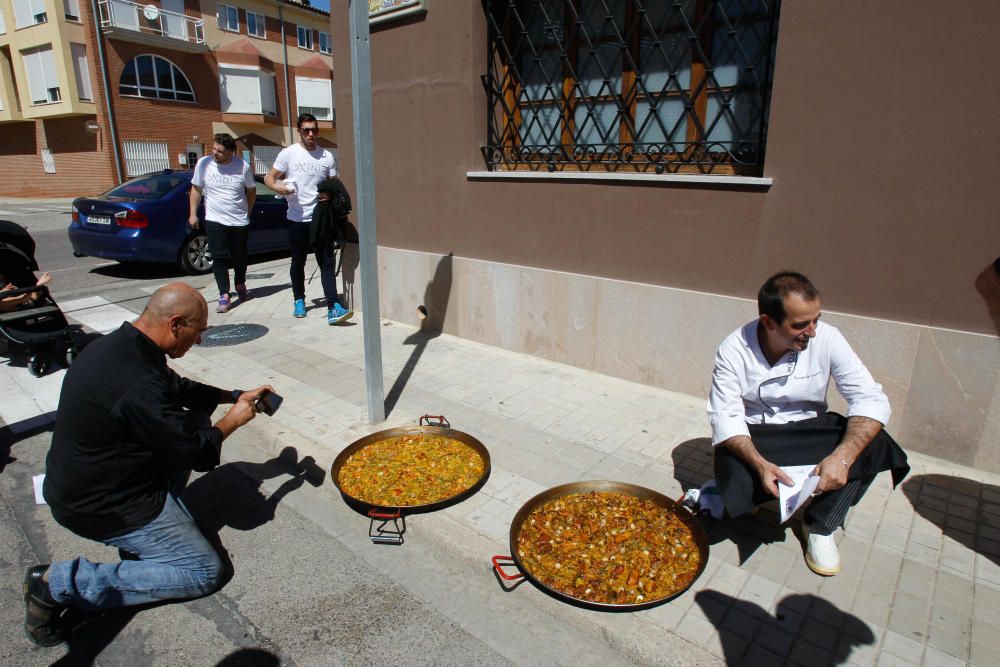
[714,412,910,518]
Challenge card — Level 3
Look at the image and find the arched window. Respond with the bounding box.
[120,55,195,102]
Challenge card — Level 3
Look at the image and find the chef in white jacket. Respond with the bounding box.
[708,271,909,576]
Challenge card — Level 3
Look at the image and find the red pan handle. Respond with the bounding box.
[368,509,402,520]
[491,555,524,581]
[419,415,450,428]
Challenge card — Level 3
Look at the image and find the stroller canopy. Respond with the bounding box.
[0,220,40,287]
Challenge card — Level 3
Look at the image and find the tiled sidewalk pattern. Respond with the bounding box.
[124,263,1000,665]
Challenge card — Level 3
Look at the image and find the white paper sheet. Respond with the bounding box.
[778,464,820,523]
[33,474,47,505]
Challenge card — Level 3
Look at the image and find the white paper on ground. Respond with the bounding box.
[33,474,47,505]
[778,464,819,522]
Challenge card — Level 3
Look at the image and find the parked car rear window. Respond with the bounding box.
[104,173,189,200]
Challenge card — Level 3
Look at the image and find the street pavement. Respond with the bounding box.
[2,252,999,666]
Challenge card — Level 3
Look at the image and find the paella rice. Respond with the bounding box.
[338,433,485,506]
[516,490,701,605]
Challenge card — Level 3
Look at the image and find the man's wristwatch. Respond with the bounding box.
[231,389,243,403]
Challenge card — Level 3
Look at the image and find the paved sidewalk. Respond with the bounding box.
[92,263,1000,664]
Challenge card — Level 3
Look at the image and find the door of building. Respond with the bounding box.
[186,143,203,169]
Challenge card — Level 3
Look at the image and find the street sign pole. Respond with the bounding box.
[349,0,385,423]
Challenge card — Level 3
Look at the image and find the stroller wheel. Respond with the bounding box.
[28,355,50,377]
[66,345,79,366]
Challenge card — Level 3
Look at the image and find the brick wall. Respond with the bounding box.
[0,118,116,198]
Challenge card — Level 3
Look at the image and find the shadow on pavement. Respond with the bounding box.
[237,282,291,301]
[52,448,319,664]
[0,410,55,472]
[696,590,875,665]
[88,251,291,281]
[184,447,323,580]
[215,647,281,666]
[672,437,790,564]
[902,473,1000,566]
[90,262,187,280]
[384,253,453,418]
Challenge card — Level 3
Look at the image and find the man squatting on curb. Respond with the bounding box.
[265,113,353,325]
[188,132,256,314]
[708,271,910,576]
[23,283,274,646]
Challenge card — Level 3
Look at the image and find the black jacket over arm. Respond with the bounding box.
[44,322,224,540]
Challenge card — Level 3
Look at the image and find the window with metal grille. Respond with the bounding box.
[482,0,780,175]
[121,140,169,177]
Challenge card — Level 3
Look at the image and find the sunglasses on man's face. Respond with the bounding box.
[300,127,319,134]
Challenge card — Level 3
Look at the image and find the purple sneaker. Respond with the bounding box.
[217,294,231,313]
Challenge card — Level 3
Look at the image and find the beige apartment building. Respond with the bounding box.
[0,0,335,197]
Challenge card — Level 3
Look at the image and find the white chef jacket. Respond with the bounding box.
[707,320,891,446]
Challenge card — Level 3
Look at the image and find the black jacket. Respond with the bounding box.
[44,323,224,540]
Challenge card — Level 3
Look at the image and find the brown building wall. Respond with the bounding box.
[331,0,1000,337]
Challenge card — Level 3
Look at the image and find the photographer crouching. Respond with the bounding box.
[24,283,274,646]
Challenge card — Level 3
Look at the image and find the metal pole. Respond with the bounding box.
[278,3,293,145]
[90,0,123,183]
[349,0,385,423]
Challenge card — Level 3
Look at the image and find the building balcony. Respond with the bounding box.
[97,0,207,53]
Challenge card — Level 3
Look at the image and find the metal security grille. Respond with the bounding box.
[121,140,169,176]
[482,0,780,174]
[253,145,282,175]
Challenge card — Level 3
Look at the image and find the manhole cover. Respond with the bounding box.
[200,323,269,347]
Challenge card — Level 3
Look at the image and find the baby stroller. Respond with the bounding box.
[0,220,76,377]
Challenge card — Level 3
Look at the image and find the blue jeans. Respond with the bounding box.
[47,492,222,609]
[287,219,341,306]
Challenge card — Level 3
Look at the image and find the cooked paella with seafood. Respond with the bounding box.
[516,490,701,605]
[337,433,486,507]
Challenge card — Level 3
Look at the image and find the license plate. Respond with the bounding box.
[87,215,111,225]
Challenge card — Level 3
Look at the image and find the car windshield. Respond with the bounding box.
[103,173,188,200]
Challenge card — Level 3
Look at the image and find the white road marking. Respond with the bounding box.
[0,358,64,425]
[60,296,136,333]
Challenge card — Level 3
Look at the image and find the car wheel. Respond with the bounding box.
[179,233,213,275]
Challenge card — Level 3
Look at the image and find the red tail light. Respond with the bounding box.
[71,205,79,223]
[115,210,148,228]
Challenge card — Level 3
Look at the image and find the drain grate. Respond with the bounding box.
[200,323,269,347]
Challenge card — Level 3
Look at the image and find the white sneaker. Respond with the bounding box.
[802,523,841,576]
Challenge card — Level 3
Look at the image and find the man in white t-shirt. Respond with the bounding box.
[265,114,353,325]
[189,133,256,313]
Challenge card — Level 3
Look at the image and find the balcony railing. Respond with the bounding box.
[97,0,205,46]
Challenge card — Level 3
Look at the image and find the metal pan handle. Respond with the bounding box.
[491,555,524,581]
[419,415,450,428]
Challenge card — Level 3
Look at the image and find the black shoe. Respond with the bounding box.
[118,548,141,561]
[23,565,66,647]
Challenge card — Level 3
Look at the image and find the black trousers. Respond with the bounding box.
[204,221,248,296]
[713,412,909,534]
[287,219,340,305]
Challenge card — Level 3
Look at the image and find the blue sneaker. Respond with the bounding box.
[328,303,353,325]
[293,299,306,318]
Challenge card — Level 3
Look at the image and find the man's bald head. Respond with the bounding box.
[135,283,208,358]
[142,282,206,323]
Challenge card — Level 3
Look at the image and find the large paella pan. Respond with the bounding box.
[331,415,491,543]
[493,481,709,611]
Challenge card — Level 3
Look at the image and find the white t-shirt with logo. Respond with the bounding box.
[191,156,256,227]
[271,143,337,222]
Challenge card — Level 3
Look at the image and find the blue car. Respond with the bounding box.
[69,170,289,274]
